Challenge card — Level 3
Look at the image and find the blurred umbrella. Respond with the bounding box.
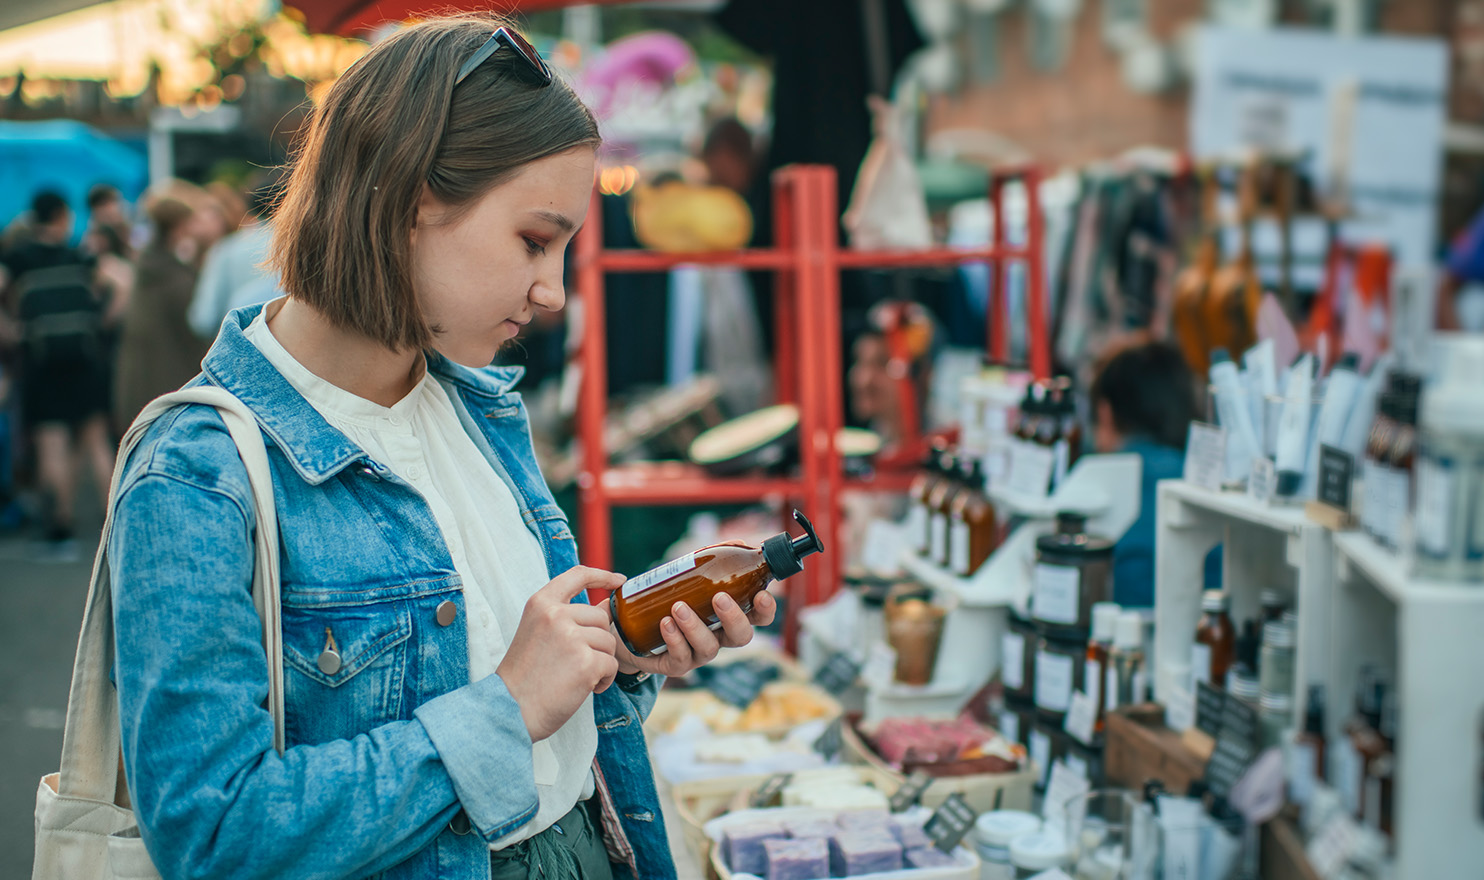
[285,0,639,36]
[0,120,147,243]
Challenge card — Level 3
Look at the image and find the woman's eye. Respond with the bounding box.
[523,237,548,256]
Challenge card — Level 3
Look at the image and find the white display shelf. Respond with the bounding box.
[1329,530,1484,878]
[1153,480,1333,727]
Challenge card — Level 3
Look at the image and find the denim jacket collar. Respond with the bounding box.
[201,302,526,486]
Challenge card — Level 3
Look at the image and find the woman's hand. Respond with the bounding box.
[498,566,625,742]
[614,590,777,678]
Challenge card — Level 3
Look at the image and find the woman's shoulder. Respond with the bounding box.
[117,401,254,512]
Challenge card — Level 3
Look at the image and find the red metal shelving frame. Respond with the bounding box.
[573,164,1048,650]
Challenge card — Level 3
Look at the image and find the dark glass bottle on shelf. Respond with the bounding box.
[949,460,998,577]
[1192,590,1236,690]
[907,447,946,557]
[925,451,963,567]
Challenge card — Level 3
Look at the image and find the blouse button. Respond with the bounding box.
[436,601,458,627]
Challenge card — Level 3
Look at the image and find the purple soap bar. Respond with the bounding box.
[764,837,830,880]
[890,819,932,850]
[834,809,892,832]
[904,847,957,868]
[725,820,788,876]
[829,831,903,877]
[783,818,840,840]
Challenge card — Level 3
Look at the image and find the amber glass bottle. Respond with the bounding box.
[949,460,997,577]
[926,453,964,567]
[1192,590,1236,689]
[906,447,946,556]
[611,510,824,657]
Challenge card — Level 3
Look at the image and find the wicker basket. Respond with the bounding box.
[840,720,1037,814]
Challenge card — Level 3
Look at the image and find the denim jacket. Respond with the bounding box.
[108,304,676,880]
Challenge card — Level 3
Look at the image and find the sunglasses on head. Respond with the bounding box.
[455,27,554,88]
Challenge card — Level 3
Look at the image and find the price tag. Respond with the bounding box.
[813,717,844,760]
[1195,682,1226,738]
[924,793,979,853]
[1007,441,1057,497]
[1318,445,1356,513]
[813,651,862,694]
[889,770,934,812]
[1248,456,1278,504]
[1064,690,1098,746]
[749,773,794,808]
[1164,684,1196,733]
[704,662,770,709]
[1183,422,1228,491]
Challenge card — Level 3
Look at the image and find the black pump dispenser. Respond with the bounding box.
[762,509,824,580]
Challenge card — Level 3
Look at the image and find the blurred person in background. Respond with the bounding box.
[847,300,939,451]
[86,183,134,258]
[112,191,216,430]
[1090,339,1217,606]
[189,171,286,339]
[0,191,117,556]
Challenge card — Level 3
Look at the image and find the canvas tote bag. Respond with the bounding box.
[33,386,286,880]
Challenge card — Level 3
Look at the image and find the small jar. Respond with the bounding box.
[1009,829,1073,877]
[1261,691,1295,749]
[1259,618,1296,702]
[1032,513,1115,639]
[1003,609,1038,704]
[975,811,1042,880]
[1035,631,1089,724]
[1228,663,1260,708]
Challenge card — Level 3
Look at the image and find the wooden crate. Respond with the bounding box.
[1260,813,1324,880]
[1103,704,1208,795]
[840,720,1036,814]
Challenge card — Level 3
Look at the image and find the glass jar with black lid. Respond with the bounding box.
[1031,512,1115,640]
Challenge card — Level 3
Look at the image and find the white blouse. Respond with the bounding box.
[245,306,596,849]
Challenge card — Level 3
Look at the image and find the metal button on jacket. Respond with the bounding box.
[436,600,458,626]
[449,809,472,835]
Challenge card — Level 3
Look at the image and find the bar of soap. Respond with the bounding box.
[783,818,840,840]
[834,808,892,832]
[904,846,957,868]
[890,818,933,850]
[829,831,903,877]
[725,820,788,876]
[764,837,830,880]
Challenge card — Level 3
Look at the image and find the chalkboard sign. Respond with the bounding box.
[750,773,794,808]
[1196,682,1226,738]
[1319,445,1355,512]
[924,793,978,853]
[1204,693,1261,798]
[705,662,770,709]
[813,652,862,694]
[889,771,933,813]
[813,717,844,760]
[1219,693,1260,751]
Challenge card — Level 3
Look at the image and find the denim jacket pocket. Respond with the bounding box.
[282,603,414,743]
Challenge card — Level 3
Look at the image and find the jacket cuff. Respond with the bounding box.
[414,674,539,842]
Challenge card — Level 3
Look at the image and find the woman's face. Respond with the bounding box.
[411,145,595,367]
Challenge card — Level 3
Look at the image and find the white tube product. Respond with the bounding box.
[1275,354,1316,498]
[1210,348,1262,483]
[1300,353,1363,498]
[1340,353,1394,459]
[1244,340,1279,457]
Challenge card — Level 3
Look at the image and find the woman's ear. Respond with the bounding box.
[1095,398,1121,454]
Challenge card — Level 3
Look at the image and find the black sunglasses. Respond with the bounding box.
[455,27,554,88]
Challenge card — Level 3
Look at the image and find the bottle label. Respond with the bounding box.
[1385,466,1410,548]
[1032,563,1081,625]
[907,502,929,554]
[621,551,698,599]
[1029,729,1052,786]
[1105,666,1119,713]
[950,518,971,576]
[1052,439,1070,491]
[1034,649,1075,713]
[1001,632,1026,690]
[1190,643,1212,690]
[930,513,948,566]
[1416,456,1456,557]
[999,709,1020,745]
[1085,659,1101,710]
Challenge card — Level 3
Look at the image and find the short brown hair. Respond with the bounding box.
[271,15,600,351]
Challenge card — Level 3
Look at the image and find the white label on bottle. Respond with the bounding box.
[1030,729,1052,785]
[999,709,1020,745]
[1001,632,1026,690]
[1289,741,1318,807]
[1385,467,1410,548]
[1105,666,1120,713]
[621,552,697,598]
[930,512,948,566]
[1190,643,1212,690]
[1033,563,1081,625]
[1085,659,1101,709]
[1035,649,1075,713]
[907,502,929,554]
[1334,740,1362,815]
[1064,690,1097,745]
[1416,457,1456,557]
[1131,669,1148,705]
[950,517,971,576]
[1053,439,1070,491]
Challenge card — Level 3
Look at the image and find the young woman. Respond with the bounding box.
[109,16,772,880]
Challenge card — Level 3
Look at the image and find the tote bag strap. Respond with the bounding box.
[57,386,284,803]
